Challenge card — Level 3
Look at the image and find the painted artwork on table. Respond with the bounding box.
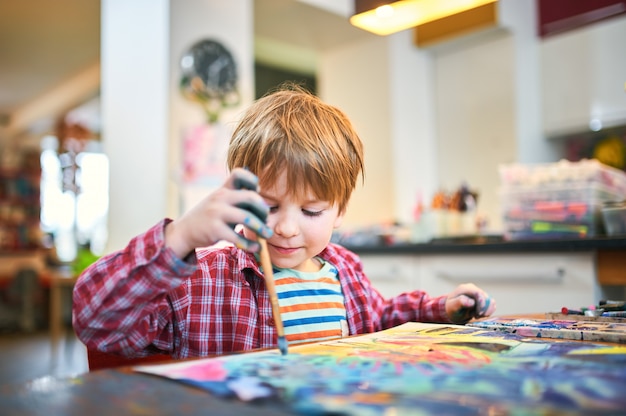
[135,322,626,415]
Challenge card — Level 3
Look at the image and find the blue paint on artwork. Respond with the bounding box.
[136,323,626,415]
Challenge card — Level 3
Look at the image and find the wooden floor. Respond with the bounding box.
[0,328,89,386]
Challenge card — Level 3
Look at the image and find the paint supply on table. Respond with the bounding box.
[602,311,626,318]
[471,316,626,343]
[599,300,626,311]
[550,300,626,322]
[584,309,604,317]
[561,307,584,315]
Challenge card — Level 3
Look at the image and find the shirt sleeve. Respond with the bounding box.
[326,244,453,333]
[72,219,197,357]
[359,269,452,330]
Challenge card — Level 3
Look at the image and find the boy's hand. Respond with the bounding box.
[165,168,273,258]
[445,283,496,324]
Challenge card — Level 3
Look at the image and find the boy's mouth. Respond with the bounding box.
[271,245,299,255]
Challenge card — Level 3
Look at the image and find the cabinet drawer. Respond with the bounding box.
[359,255,418,298]
[420,253,597,316]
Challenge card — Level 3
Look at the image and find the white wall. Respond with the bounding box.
[389,31,439,226]
[319,5,522,230]
[433,32,517,232]
[319,36,396,227]
[319,0,625,233]
[319,30,439,228]
[101,0,170,253]
[102,0,253,254]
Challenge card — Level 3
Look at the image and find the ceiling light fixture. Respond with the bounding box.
[350,0,498,36]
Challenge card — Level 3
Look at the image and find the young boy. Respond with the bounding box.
[73,85,496,359]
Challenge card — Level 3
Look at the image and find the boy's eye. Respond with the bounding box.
[266,205,324,216]
[303,209,323,217]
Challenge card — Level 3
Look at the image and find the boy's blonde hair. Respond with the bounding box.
[227,84,364,214]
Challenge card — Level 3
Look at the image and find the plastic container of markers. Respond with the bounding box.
[499,159,626,240]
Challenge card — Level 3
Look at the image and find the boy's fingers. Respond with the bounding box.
[459,294,476,308]
[241,213,273,239]
[233,176,258,192]
[473,293,494,316]
[481,296,496,316]
[229,169,271,234]
[448,295,475,323]
[226,202,272,238]
[450,293,495,322]
[236,201,268,223]
[231,169,259,191]
[477,295,491,316]
[233,235,261,252]
[230,224,272,252]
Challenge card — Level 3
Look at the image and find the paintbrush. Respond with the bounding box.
[257,237,288,355]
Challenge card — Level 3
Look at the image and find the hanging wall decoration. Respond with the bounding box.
[179,39,240,124]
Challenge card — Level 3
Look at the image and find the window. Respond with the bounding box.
[40,135,108,261]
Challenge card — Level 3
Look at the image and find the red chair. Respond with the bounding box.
[87,349,172,371]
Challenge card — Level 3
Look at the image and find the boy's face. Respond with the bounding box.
[243,170,344,272]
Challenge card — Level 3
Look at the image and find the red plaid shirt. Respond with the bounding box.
[73,219,451,358]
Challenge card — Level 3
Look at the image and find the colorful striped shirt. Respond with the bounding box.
[270,259,348,345]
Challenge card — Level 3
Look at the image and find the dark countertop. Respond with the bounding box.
[0,369,294,416]
[344,235,626,255]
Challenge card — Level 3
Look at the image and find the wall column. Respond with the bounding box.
[101,0,253,253]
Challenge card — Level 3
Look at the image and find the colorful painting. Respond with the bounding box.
[182,123,230,186]
[135,322,626,415]
[469,317,626,343]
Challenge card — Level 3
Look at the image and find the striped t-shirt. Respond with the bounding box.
[268,258,348,345]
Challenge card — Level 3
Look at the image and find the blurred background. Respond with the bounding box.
[0,0,625,384]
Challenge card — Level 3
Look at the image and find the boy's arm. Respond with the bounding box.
[365,280,451,330]
[72,219,195,357]
[334,246,450,331]
[366,278,495,328]
[73,169,271,357]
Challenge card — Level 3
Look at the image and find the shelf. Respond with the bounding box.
[0,149,43,252]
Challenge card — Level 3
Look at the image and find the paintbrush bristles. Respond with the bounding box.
[258,238,285,339]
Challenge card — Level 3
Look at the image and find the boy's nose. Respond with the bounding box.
[273,213,299,238]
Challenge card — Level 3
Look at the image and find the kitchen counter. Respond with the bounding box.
[344,235,626,255]
[345,235,626,294]
[345,235,626,314]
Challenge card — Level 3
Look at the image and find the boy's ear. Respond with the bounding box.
[333,212,344,229]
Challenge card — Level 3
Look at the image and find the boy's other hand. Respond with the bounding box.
[165,168,273,258]
[445,283,496,324]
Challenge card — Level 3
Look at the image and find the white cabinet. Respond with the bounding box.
[358,255,419,299]
[359,252,599,316]
[419,253,598,316]
[541,17,626,137]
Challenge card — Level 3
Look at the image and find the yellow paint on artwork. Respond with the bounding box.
[569,345,626,355]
